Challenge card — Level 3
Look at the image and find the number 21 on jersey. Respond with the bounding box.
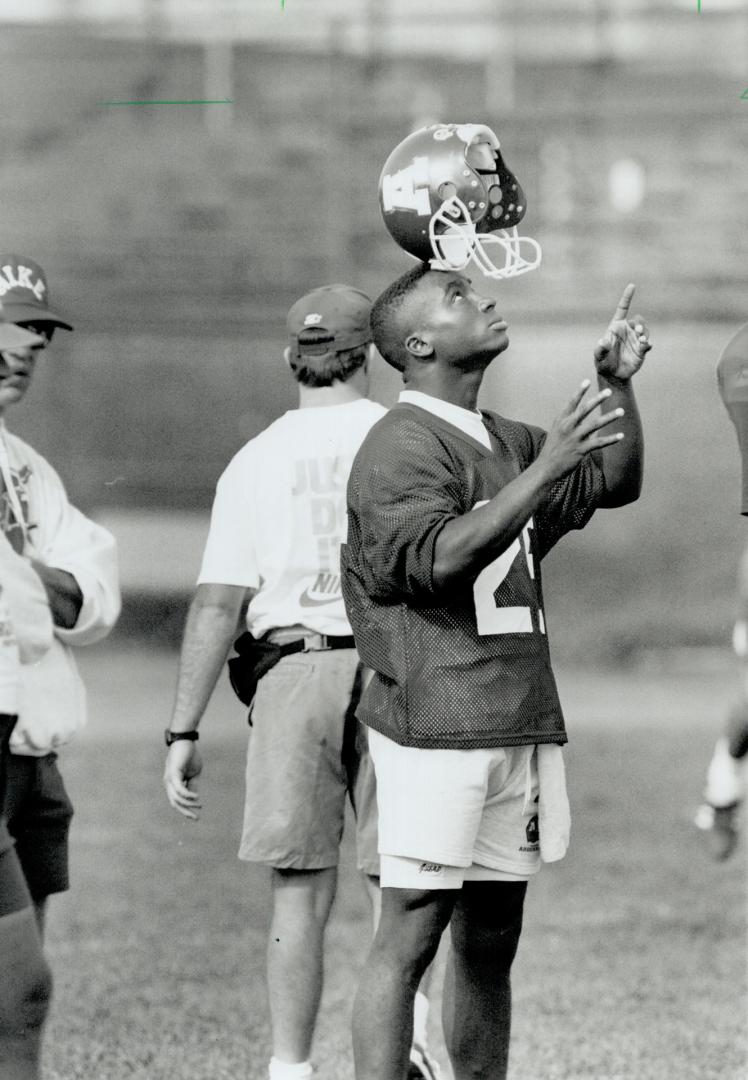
[472,510,546,636]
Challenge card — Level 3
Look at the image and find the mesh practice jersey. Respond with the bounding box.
[341,403,606,749]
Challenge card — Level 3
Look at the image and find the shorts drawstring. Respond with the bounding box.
[521,747,536,815]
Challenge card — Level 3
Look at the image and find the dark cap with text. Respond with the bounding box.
[0,255,73,330]
[287,285,372,359]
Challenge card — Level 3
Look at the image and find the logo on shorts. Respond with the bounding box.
[525,815,539,845]
[418,862,443,874]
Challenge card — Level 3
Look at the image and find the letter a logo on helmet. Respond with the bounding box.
[380,157,432,216]
[378,123,542,280]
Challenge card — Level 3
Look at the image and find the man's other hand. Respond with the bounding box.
[163,741,203,820]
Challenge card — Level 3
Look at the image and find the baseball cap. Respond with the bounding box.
[0,254,73,330]
[0,315,43,352]
[287,284,372,360]
[717,322,748,515]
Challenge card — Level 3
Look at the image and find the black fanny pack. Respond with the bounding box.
[227,631,355,716]
[227,632,298,709]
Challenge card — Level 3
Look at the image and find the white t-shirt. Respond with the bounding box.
[198,398,387,637]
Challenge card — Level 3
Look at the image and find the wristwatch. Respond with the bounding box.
[164,729,199,747]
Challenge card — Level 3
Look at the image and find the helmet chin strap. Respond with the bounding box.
[429,197,542,279]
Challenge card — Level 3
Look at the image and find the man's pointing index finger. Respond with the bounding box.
[611,282,636,322]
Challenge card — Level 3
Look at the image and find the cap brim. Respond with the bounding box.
[291,330,372,358]
[0,302,73,331]
[0,322,43,349]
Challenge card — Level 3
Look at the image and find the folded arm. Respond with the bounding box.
[29,561,82,630]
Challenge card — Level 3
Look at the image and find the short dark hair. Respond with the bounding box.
[369,263,431,372]
[289,328,369,387]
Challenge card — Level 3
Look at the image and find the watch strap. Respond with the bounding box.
[164,729,200,747]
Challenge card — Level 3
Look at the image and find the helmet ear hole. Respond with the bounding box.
[465,141,497,173]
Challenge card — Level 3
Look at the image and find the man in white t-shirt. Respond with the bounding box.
[163,286,440,1080]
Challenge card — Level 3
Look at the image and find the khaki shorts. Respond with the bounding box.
[368,728,540,889]
[239,650,379,874]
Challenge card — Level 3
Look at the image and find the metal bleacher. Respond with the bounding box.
[4,0,748,70]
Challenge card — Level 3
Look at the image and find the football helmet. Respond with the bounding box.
[378,123,541,280]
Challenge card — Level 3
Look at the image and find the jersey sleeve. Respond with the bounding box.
[530,427,607,559]
[348,422,462,602]
[197,449,260,588]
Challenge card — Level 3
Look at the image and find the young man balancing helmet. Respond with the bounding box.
[342,121,651,1080]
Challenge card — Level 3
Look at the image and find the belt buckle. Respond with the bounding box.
[303,633,331,652]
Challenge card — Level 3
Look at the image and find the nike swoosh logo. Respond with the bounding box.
[299,588,340,608]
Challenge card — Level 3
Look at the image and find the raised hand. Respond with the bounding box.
[594,283,651,381]
[538,380,624,483]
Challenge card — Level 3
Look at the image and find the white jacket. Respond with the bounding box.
[0,533,54,714]
[0,424,121,754]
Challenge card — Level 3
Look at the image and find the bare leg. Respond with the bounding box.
[353,887,456,1080]
[363,874,438,1074]
[442,881,527,1080]
[267,867,338,1064]
[366,874,436,995]
[0,907,52,1080]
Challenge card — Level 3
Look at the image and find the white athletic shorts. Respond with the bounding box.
[367,727,541,889]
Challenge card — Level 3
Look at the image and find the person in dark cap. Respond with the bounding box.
[0,318,56,1080]
[0,254,120,940]
[695,324,748,858]
[162,285,441,1080]
[0,255,73,335]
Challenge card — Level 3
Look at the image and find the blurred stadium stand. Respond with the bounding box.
[1,0,747,654]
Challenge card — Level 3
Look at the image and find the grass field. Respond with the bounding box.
[40,644,746,1080]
